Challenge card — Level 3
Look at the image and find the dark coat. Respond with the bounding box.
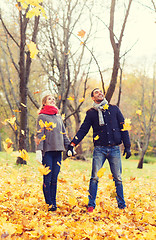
[71,105,131,149]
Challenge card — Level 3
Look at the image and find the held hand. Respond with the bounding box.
[66,145,76,157]
[36,150,42,164]
[123,148,131,159]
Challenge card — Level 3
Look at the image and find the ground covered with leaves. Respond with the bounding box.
[0,156,156,240]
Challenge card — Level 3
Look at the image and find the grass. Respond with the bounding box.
[0,151,155,181]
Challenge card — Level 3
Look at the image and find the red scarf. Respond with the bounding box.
[39,105,58,115]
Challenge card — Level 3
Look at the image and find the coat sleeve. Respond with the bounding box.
[36,115,45,151]
[61,120,70,149]
[116,107,131,148]
[71,111,92,146]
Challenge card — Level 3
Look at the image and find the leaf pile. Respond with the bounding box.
[0,159,155,239]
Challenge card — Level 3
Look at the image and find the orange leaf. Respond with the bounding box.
[78,29,86,38]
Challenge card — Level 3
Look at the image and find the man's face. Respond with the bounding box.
[92,89,104,103]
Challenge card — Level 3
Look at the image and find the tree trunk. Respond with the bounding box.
[30,134,36,152]
[137,151,145,169]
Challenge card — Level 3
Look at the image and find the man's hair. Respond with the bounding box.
[91,88,100,97]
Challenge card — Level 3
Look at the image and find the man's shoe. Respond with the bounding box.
[88,206,94,212]
[48,205,57,212]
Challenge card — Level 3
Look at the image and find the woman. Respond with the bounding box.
[36,95,74,211]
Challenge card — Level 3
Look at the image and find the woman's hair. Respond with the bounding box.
[41,95,51,109]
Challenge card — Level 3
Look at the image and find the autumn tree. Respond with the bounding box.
[0,0,46,163]
[38,0,94,155]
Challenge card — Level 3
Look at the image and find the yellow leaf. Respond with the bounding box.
[103,104,109,110]
[61,114,65,120]
[41,135,46,141]
[67,96,75,101]
[39,119,45,128]
[26,7,40,18]
[7,116,16,125]
[79,97,85,103]
[136,110,142,115]
[57,161,61,167]
[83,197,89,205]
[94,135,99,141]
[121,118,131,131]
[19,149,30,161]
[27,41,39,59]
[69,196,77,206]
[5,138,13,144]
[3,142,13,154]
[77,29,86,38]
[38,165,51,175]
[97,167,106,178]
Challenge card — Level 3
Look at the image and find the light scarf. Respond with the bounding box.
[93,98,108,126]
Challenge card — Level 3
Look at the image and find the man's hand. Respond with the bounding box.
[66,145,76,157]
[123,148,131,159]
[36,150,42,164]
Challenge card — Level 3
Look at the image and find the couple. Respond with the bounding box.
[36,88,131,212]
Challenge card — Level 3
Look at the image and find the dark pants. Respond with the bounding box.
[42,151,62,206]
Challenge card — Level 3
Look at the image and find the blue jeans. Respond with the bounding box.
[42,151,62,207]
[88,146,126,209]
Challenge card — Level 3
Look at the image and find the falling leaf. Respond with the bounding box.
[6,116,16,125]
[13,109,21,113]
[79,97,85,103]
[80,41,84,45]
[136,110,142,116]
[21,130,25,135]
[67,96,75,101]
[27,41,39,59]
[19,149,30,161]
[61,114,65,120]
[121,118,131,131]
[97,168,106,178]
[57,161,61,167]
[38,165,51,175]
[64,50,70,55]
[103,104,109,110]
[3,141,13,154]
[15,3,21,11]
[94,135,99,141]
[33,90,41,94]
[10,79,13,84]
[77,29,86,38]
[130,176,136,181]
[39,120,45,128]
[40,135,46,141]
[21,103,27,108]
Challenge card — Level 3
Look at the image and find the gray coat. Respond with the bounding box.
[36,113,70,155]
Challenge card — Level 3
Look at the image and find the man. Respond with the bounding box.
[67,88,131,212]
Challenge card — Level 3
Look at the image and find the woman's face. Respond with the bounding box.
[45,95,56,106]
